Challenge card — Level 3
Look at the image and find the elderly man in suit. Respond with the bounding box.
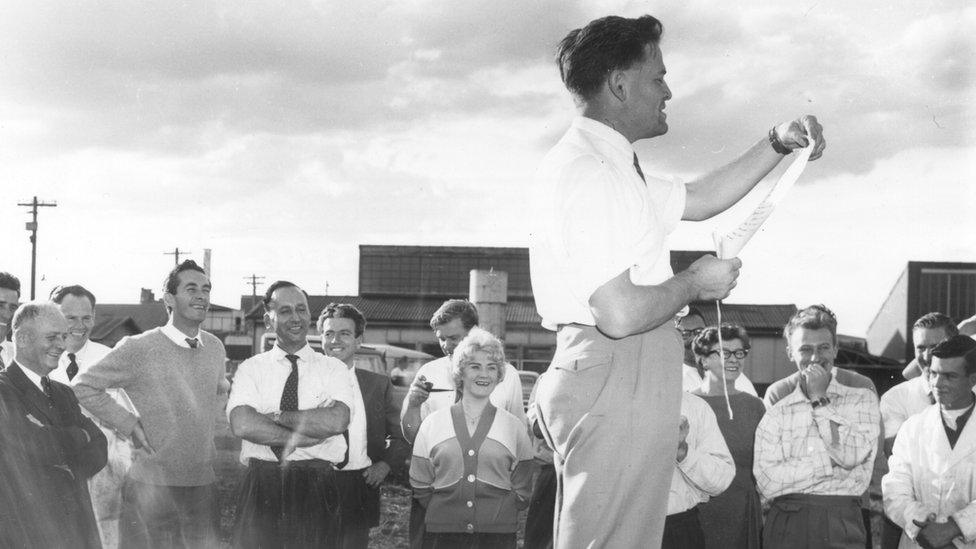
[320,302,410,549]
[0,301,107,548]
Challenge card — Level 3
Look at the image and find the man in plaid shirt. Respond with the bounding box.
[755,305,880,549]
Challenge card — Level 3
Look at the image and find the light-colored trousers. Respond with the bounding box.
[535,323,682,549]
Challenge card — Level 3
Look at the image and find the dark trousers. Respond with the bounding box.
[881,514,903,549]
[233,459,340,549]
[409,498,426,549]
[422,532,516,549]
[335,468,380,549]
[662,507,705,549]
[119,478,217,549]
[764,494,865,549]
[524,463,557,549]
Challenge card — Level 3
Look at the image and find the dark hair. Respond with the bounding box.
[429,299,479,331]
[49,284,97,307]
[557,15,664,101]
[319,303,366,337]
[692,324,751,358]
[263,280,309,311]
[931,335,976,375]
[0,272,21,297]
[163,260,207,295]
[784,304,838,341]
[913,312,959,337]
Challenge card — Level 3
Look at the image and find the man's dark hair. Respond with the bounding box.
[429,299,479,331]
[163,260,207,295]
[557,15,664,101]
[319,303,366,338]
[262,280,309,311]
[50,285,97,307]
[913,312,959,337]
[931,335,976,375]
[0,272,21,298]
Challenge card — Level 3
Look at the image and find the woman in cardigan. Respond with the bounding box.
[691,324,766,549]
[410,327,535,549]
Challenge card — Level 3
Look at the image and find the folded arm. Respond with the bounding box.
[229,405,323,447]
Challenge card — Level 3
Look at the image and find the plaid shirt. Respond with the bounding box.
[754,376,880,503]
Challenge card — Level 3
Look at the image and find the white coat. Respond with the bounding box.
[882,404,976,548]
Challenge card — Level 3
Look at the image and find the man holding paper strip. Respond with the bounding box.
[528,14,825,548]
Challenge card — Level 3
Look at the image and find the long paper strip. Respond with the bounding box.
[713,142,815,259]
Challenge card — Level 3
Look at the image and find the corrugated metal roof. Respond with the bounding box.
[695,303,798,332]
[95,303,169,332]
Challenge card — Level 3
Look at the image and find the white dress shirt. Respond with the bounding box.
[341,366,371,470]
[681,363,758,397]
[18,362,46,391]
[416,356,527,427]
[667,393,735,514]
[879,376,933,441]
[161,320,203,348]
[529,116,686,330]
[227,344,355,464]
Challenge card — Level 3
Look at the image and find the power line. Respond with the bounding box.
[17,196,57,300]
[164,247,191,266]
[243,274,265,298]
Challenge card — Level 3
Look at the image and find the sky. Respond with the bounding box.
[0,0,974,341]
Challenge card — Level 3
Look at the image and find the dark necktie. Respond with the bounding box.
[633,153,646,183]
[0,351,5,371]
[66,353,79,381]
[271,354,300,460]
[185,337,199,349]
[41,376,54,401]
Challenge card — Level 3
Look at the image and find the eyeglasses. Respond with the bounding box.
[680,327,704,339]
[707,349,749,360]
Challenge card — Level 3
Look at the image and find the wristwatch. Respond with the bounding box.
[810,396,830,409]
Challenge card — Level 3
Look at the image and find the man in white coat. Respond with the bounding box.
[883,334,976,549]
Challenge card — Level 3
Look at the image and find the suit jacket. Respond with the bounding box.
[355,368,410,473]
[0,362,107,549]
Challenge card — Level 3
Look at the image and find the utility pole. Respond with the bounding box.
[244,274,265,353]
[17,196,57,300]
[164,247,190,266]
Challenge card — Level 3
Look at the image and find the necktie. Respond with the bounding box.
[66,353,79,381]
[0,351,5,371]
[185,338,199,349]
[41,376,54,400]
[633,153,646,184]
[271,354,300,460]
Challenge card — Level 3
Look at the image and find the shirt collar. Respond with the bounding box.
[784,370,843,404]
[271,343,313,364]
[572,115,638,165]
[18,363,46,391]
[161,320,203,348]
[63,340,90,362]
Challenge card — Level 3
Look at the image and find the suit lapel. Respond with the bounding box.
[947,406,976,469]
[6,363,60,425]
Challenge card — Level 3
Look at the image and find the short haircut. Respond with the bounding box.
[49,284,97,307]
[692,324,751,358]
[784,304,838,341]
[318,303,366,337]
[163,260,207,295]
[430,299,479,331]
[931,335,976,375]
[12,301,62,344]
[450,327,506,391]
[557,15,664,101]
[0,272,21,297]
[913,312,959,337]
[262,280,309,312]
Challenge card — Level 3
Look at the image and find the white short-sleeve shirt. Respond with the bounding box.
[227,344,355,464]
[529,116,686,330]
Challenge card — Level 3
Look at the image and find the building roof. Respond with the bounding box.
[95,302,169,332]
[694,303,798,334]
[90,316,141,342]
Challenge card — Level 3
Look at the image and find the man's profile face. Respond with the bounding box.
[914,326,949,369]
[60,293,95,353]
[18,310,68,374]
[322,316,360,366]
[0,287,20,340]
[265,286,310,351]
[623,43,671,140]
[679,313,705,365]
[434,317,469,358]
[930,355,976,410]
[787,327,837,374]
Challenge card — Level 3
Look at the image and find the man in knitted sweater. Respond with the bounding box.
[74,260,227,548]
